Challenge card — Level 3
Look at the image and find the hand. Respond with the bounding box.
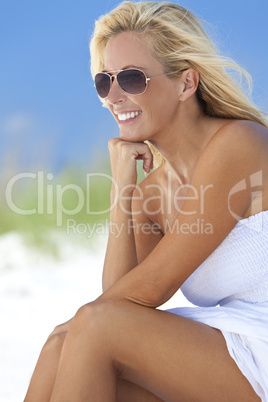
[108,138,154,192]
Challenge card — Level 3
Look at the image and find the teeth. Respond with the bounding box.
[118,111,141,121]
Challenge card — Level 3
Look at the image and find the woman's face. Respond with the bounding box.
[103,31,182,143]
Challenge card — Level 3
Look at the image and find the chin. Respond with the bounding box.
[119,130,145,142]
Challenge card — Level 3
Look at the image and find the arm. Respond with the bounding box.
[102,138,154,291]
[132,187,164,265]
[99,122,265,307]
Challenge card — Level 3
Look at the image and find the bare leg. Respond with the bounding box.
[24,332,67,402]
[24,321,163,401]
[117,379,163,401]
[50,299,260,402]
[24,318,72,402]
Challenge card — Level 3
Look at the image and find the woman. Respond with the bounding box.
[25,1,268,401]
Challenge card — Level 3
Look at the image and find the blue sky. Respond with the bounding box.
[0,0,267,174]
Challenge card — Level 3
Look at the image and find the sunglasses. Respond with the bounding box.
[94,68,174,98]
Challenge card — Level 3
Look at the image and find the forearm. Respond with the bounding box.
[100,257,178,309]
[100,230,182,308]
[102,138,154,292]
[102,188,138,292]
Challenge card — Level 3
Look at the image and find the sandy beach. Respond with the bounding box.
[0,231,192,401]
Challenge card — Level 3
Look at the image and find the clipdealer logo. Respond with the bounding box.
[5,172,114,226]
[5,170,263,233]
[228,170,263,231]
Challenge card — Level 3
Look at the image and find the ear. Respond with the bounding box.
[178,68,199,101]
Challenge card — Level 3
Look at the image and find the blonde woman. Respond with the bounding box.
[25,2,268,401]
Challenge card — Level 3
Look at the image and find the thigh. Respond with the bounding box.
[117,379,163,402]
[83,299,259,402]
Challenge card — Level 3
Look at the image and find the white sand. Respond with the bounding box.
[0,231,192,401]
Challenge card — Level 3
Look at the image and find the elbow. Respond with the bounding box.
[130,280,179,308]
[125,283,168,308]
[145,287,166,308]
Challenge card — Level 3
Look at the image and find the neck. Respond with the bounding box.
[149,99,222,180]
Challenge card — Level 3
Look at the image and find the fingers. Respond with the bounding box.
[140,148,154,173]
[108,138,153,173]
[108,138,154,189]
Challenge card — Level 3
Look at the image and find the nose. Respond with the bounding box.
[105,75,127,105]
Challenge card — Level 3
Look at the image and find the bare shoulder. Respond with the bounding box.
[197,120,268,181]
[195,119,268,217]
[213,119,268,139]
[206,120,268,160]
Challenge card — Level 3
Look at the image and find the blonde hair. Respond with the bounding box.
[90,1,267,167]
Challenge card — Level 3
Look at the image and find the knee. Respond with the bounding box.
[74,299,109,325]
[72,299,123,333]
[75,298,127,319]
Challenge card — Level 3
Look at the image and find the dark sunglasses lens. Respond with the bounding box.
[118,69,146,94]
[95,73,110,98]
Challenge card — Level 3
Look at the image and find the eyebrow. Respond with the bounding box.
[102,65,148,73]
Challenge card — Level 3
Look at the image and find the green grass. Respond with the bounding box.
[1,170,110,232]
[0,160,146,245]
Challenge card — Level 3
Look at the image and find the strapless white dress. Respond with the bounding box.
[167,211,268,401]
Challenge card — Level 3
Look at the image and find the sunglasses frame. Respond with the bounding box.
[94,68,175,98]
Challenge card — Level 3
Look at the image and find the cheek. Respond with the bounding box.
[150,95,175,122]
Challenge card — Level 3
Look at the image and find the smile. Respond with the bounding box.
[117,111,141,121]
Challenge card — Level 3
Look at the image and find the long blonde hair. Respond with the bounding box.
[90,1,267,167]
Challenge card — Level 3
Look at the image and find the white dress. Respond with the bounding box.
[167,211,268,401]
